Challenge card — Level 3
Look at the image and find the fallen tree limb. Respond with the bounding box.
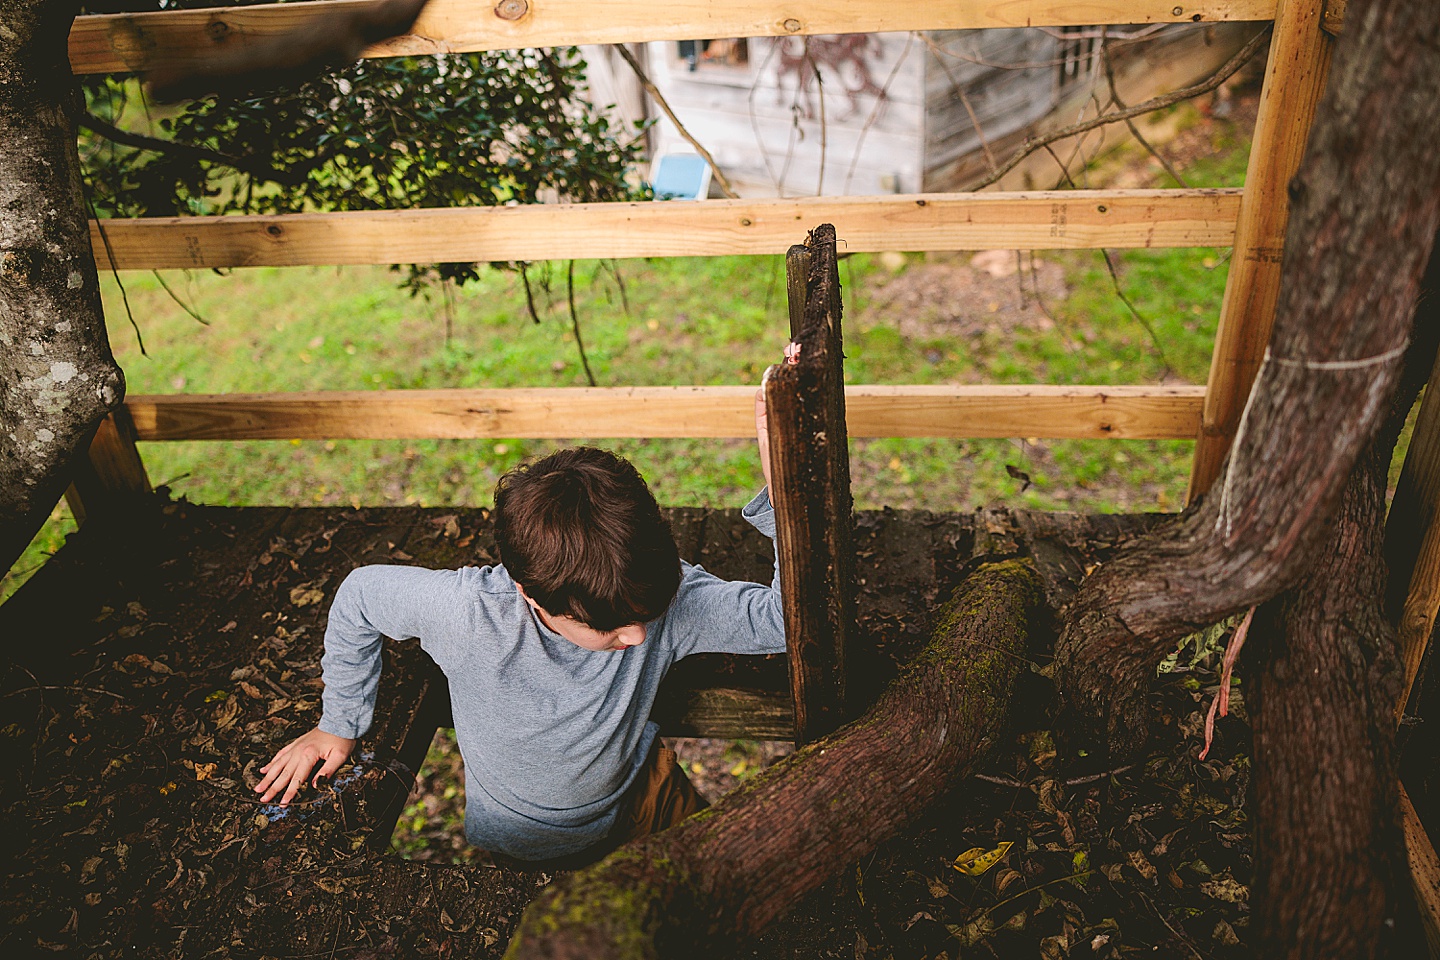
[505,559,1045,960]
[1053,0,1440,754]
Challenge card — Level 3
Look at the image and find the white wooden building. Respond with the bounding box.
[582,23,1254,198]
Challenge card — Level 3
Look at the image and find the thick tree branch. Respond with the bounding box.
[1054,0,1440,753]
[506,560,1045,959]
[78,112,306,188]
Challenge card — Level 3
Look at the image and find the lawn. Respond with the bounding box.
[5,101,1250,597]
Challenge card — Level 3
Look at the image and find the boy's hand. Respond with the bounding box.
[255,727,356,805]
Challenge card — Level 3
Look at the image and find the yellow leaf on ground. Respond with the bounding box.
[289,586,325,607]
[953,841,1013,876]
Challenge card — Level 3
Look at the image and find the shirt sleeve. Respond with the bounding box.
[664,488,787,659]
[317,565,470,740]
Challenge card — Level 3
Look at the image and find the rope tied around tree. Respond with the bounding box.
[1214,340,1411,541]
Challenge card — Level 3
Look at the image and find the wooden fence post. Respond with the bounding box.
[66,408,152,525]
[765,225,856,745]
[1187,0,1335,500]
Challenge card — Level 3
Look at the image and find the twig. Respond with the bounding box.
[518,263,541,325]
[973,27,1271,190]
[151,271,209,325]
[1101,36,1189,188]
[1137,889,1206,960]
[615,44,738,199]
[924,23,1169,71]
[843,32,915,192]
[85,189,146,356]
[811,49,827,195]
[565,260,598,386]
[600,260,631,318]
[4,684,125,700]
[919,33,996,173]
[78,112,306,188]
[1042,143,1173,373]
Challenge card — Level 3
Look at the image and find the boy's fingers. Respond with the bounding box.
[313,752,347,786]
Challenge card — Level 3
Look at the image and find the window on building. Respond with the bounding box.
[1057,26,1098,91]
[676,39,749,73]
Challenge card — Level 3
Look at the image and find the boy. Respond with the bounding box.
[254,388,784,865]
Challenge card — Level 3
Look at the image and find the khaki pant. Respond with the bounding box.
[496,740,707,871]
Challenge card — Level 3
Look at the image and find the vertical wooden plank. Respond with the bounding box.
[1402,785,1440,957]
[68,408,152,523]
[785,244,811,339]
[766,223,857,745]
[1187,0,1335,500]
[1386,350,1440,722]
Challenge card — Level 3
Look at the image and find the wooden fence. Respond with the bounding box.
[60,0,1440,943]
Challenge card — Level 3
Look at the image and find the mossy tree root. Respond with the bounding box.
[505,559,1046,960]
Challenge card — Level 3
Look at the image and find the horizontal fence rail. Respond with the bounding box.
[123,385,1208,442]
[69,0,1277,76]
[90,190,1243,270]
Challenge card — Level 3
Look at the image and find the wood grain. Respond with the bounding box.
[68,0,1277,76]
[121,385,1207,442]
[767,226,855,745]
[1188,0,1334,498]
[1386,352,1440,722]
[87,190,1244,270]
[1402,784,1440,957]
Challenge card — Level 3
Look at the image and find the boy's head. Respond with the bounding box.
[494,447,681,632]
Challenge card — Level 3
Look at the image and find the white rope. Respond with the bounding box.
[1214,340,1410,541]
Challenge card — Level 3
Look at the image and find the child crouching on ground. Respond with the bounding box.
[255,386,784,867]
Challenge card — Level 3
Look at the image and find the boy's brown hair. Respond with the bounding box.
[494,447,681,631]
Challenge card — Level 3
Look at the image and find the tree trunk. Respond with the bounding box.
[1249,431,1408,957]
[1247,295,1440,956]
[504,559,1045,960]
[0,0,124,573]
[1054,0,1440,754]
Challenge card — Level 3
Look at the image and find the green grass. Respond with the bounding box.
[5,104,1262,599]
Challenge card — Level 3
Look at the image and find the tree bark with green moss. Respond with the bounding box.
[505,560,1046,960]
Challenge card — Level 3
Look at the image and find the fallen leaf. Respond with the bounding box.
[953,841,1014,876]
[213,697,241,732]
[239,681,262,700]
[289,585,324,607]
[1127,849,1158,882]
[1200,873,1249,904]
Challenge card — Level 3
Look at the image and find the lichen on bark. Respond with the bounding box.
[0,0,124,572]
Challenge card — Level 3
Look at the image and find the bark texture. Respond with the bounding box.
[1249,422,1407,957]
[1055,0,1440,753]
[504,560,1046,960]
[0,0,123,573]
[767,226,857,743]
[1246,285,1440,958]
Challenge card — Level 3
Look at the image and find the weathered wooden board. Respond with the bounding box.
[119,384,1207,442]
[88,189,1243,270]
[1188,0,1335,497]
[69,0,1277,76]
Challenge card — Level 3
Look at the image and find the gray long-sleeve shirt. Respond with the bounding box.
[318,488,784,859]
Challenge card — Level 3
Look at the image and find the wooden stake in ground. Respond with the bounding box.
[505,560,1045,960]
[765,225,857,744]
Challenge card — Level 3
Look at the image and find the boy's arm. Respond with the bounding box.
[256,565,468,804]
[667,380,787,658]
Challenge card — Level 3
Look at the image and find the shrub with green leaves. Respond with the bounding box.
[81,48,647,290]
